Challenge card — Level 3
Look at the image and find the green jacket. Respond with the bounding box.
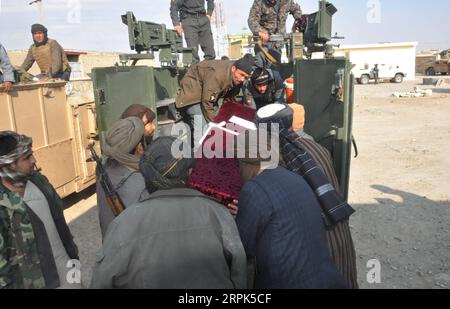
[0,172,78,289]
[176,60,241,122]
[91,188,248,289]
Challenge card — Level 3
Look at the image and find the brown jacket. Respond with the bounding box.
[21,39,70,77]
[176,60,239,122]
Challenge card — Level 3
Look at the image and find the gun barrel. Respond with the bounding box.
[88,143,126,216]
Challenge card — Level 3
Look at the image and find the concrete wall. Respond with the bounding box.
[6,49,154,79]
[8,50,41,75]
[334,43,418,80]
[78,52,154,77]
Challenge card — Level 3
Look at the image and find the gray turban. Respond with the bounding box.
[139,136,195,194]
[103,117,144,170]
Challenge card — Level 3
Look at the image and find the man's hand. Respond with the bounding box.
[227,200,239,219]
[175,25,184,35]
[2,81,13,92]
[244,96,254,108]
[258,31,270,44]
[206,111,215,123]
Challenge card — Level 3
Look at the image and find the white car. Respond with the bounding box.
[354,64,406,84]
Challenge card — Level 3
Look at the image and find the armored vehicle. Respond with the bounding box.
[0,0,355,201]
[420,50,450,76]
[91,0,356,200]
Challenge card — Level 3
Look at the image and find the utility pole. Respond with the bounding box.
[29,0,45,24]
[211,0,229,58]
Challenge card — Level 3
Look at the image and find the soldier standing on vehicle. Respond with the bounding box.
[248,0,302,68]
[170,0,216,64]
[0,43,15,92]
[21,24,71,81]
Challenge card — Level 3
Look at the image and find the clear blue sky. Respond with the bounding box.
[1,0,449,52]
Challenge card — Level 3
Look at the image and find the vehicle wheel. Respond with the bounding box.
[360,75,370,85]
[394,74,403,83]
[426,68,435,76]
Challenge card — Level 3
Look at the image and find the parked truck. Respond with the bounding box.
[418,49,450,76]
[354,64,406,84]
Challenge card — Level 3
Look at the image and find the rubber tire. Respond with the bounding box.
[426,68,436,76]
[360,75,370,85]
[394,74,403,83]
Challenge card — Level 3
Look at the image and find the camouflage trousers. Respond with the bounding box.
[0,191,46,289]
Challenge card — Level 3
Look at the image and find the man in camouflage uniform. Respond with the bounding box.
[0,131,79,289]
[170,0,216,64]
[248,0,302,69]
[248,0,302,43]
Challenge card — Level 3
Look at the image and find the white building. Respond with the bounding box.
[332,42,418,80]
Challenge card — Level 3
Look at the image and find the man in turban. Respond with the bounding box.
[176,54,256,146]
[254,103,359,288]
[235,127,347,288]
[0,131,79,289]
[96,117,148,238]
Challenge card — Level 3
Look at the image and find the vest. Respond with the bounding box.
[31,39,69,75]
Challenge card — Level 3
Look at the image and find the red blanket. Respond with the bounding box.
[188,101,256,205]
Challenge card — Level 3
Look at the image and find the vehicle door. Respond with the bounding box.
[294,58,355,200]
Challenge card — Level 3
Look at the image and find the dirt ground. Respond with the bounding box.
[350,77,450,289]
[64,76,450,289]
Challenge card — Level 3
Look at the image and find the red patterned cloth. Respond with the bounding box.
[188,101,256,206]
[189,158,243,204]
[215,100,256,124]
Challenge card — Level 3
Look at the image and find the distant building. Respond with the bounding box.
[227,33,253,59]
[332,42,418,80]
[6,49,153,80]
[415,49,449,75]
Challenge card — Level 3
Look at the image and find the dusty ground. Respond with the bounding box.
[350,77,450,289]
[64,76,450,289]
